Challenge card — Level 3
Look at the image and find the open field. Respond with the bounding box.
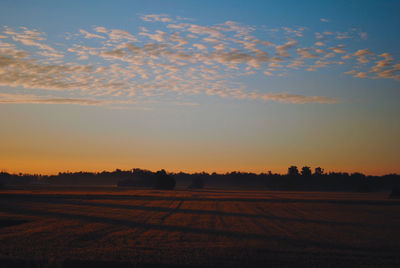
[1,188,400,267]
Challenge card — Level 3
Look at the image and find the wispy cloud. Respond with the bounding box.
[0,93,141,107]
[0,93,104,105]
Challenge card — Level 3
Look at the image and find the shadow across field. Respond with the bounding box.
[2,204,398,255]
[2,191,400,267]
[5,196,397,230]
[1,196,399,256]
[2,192,400,206]
[0,219,29,229]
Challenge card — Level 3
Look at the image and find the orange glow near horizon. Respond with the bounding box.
[1,154,398,176]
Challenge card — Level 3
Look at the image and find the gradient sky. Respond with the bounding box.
[0,0,399,175]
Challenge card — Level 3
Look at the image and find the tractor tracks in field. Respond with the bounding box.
[158,199,183,225]
[255,204,293,236]
[2,192,400,206]
[215,201,228,230]
[3,196,397,230]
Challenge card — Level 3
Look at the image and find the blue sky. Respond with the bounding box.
[0,0,399,174]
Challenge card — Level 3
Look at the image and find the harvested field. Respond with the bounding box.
[1,188,400,267]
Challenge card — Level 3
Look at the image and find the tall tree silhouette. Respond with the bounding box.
[314,167,324,176]
[288,166,299,176]
[301,166,312,176]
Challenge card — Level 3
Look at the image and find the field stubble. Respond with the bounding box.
[0,187,400,267]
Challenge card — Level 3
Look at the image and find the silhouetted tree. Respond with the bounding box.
[314,167,324,176]
[288,166,299,176]
[301,166,312,176]
[154,169,175,190]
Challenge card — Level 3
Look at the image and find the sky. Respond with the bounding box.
[0,0,399,175]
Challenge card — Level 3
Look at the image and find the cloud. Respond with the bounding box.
[79,29,105,39]
[256,93,338,104]
[94,27,108,33]
[374,70,396,79]
[141,14,172,23]
[264,71,273,76]
[139,30,166,42]
[341,54,352,60]
[219,21,255,37]
[354,72,367,78]
[99,49,127,60]
[169,32,188,49]
[269,62,282,68]
[354,49,373,63]
[11,36,56,52]
[330,45,346,54]
[213,44,226,51]
[297,48,318,59]
[282,27,306,37]
[344,70,357,74]
[354,49,373,57]
[275,39,297,57]
[166,23,187,30]
[3,27,57,52]
[92,27,137,42]
[0,54,136,94]
[36,51,64,59]
[368,53,400,80]
[370,53,392,71]
[209,50,269,69]
[193,43,207,50]
[287,60,304,69]
[0,41,30,58]
[187,24,225,38]
[0,93,106,105]
[109,29,137,42]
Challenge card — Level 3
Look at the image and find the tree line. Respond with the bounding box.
[0,166,399,192]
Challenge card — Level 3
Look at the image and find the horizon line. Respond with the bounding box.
[2,167,399,177]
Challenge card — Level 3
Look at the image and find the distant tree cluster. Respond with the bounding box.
[288,166,323,176]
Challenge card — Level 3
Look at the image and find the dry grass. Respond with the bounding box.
[0,187,400,267]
